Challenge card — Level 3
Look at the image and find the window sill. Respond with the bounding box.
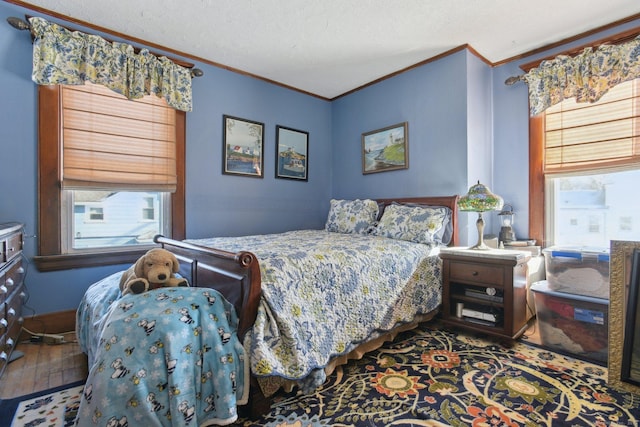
[33,248,150,271]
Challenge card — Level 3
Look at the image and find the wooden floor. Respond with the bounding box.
[0,332,88,399]
[0,320,542,400]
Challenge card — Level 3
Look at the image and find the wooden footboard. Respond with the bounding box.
[153,235,261,340]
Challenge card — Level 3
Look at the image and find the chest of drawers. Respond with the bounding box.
[0,222,25,378]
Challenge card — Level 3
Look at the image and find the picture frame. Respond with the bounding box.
[608,240,640,395]
[222,115,264,178]
[275,125,309,181]
[362,122,408,174]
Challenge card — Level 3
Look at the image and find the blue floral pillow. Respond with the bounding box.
[372,203,451,245]
[325,199,379,235]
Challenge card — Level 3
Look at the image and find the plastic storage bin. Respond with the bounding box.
[542,246,610,299]
[531,280,608,363]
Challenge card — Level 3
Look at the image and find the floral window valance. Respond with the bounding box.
[29,17,193,112]
[523,35,640,116]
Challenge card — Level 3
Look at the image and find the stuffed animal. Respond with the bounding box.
[120,248,189,295]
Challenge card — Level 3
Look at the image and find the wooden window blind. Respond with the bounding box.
[61,82,177,192]
[544,79,640,174]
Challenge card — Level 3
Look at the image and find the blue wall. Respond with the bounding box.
[1,0,638,316]
[331,50,469,202]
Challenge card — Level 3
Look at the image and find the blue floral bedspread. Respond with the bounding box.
[187,229,442,391]
[75,285,248,427]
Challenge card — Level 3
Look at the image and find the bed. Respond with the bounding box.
[75,195,459,425]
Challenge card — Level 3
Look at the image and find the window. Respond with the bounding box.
[531,79,640,248]
[88,206,104,221]
[36,83,185,271]
[142,197,156,221]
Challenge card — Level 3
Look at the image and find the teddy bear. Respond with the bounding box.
[119,248,189,295]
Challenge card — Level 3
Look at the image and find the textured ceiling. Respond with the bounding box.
[15,0,640,99]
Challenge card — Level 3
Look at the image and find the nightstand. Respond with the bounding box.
[439,247,532,340]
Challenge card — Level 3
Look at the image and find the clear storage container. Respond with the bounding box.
[531,280,608,364]
[542,246,609,299]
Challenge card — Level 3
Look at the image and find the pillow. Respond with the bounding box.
[325,199,379,235]
[372,203,451,245]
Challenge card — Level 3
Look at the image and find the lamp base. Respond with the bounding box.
[469,212,490,250]
[469,242,492,250]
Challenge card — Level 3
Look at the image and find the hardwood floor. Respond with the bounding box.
[0,332,88,399]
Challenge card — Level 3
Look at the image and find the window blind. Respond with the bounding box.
[61,82,177,192]
[544,79,640,174]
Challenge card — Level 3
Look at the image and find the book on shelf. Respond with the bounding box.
[503,244,541,256]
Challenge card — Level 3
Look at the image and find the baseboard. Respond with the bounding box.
[20,309,76,341]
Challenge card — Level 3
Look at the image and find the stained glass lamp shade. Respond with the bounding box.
[458,181,504,250]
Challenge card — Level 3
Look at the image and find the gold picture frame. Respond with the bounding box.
[608,240,640,394]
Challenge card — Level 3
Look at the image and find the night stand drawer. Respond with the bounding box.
[449,261,504,286]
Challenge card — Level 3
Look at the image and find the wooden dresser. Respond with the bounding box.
[0,222,25,378]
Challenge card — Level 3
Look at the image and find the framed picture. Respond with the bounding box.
[361,122,408,174]
[609,240,640,395]
[223,115,264,178]
[275,125,309,181]
[622,248,640,386]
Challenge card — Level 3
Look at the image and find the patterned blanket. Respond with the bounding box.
[75,286,248,427]
[187,230,442,391]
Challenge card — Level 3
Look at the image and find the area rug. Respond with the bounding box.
[0,380,83,427]
[3,325,640,426]
[237,325,640,426]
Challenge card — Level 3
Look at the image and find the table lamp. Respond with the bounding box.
[458,181,504,250]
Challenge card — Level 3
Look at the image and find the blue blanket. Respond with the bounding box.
[75,286,248,427]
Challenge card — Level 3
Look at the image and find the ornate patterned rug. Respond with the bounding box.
[3,324,639,426]
[237,324,640,426]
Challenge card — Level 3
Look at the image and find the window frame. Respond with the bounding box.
[527,28,640,247]
[35,85,186,271]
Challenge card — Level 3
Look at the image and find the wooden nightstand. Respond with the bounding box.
[439,247,532,340]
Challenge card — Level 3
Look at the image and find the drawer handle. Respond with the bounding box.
[18,267,24,274]
[6,338,14,349]
[0,318,7,328]
[6,278,13,287]
[8,308,15,317]
[0,352,7,362]
[472,271,479,276]
[0,286,6,295]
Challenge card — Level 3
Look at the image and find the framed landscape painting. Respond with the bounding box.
[276,125,309,181]
[362,122,408,174]
[223,115,264,178]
